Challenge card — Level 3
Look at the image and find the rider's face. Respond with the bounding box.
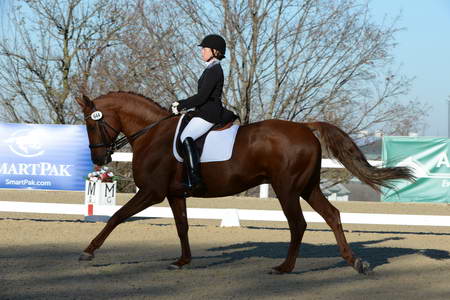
[201,47,213,62]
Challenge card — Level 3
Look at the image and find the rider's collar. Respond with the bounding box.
[205,59,219,68]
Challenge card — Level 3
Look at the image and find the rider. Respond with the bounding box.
[171,34,226,192]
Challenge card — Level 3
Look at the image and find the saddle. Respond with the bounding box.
[175,110,240,160]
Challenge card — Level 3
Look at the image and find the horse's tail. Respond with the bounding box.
[304,122,415,192]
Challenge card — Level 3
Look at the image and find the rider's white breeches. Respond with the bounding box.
[180,117,214,142]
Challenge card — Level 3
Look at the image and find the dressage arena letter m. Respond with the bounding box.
[87,181,96,196]
[103,182,116,204]
[85,181,100,204]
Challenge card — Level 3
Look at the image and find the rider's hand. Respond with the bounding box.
[171,101,180,115]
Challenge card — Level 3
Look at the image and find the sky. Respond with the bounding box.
[0,0,448,137]
[369,0,450,137]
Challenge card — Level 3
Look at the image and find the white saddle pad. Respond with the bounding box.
[173,114,239,163]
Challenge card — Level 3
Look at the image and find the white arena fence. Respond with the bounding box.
[2,200,450,227]
[1,152,450,227]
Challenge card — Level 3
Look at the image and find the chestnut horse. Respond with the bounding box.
[76,91,413,274]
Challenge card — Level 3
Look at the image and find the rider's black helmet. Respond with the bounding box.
[198,34,226,59]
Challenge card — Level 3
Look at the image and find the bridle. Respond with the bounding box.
[85,102,175,161]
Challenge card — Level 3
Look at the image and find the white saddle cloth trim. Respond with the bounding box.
[173,114,239,163]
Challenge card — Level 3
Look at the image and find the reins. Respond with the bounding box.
[111,114,176,151]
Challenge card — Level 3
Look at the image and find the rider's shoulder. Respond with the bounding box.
[204,62,222,77]
[208,61,223,74]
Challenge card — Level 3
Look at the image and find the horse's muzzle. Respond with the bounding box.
[92,154,112,166]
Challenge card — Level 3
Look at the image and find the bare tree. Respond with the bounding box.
[133,0,427,137]
[0,0,428,137]
[85,0,200,109]
[0,0,131,124]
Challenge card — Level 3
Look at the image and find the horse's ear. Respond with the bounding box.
[75,94,94,109]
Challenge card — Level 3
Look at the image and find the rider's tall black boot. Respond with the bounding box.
[181,137,204,193]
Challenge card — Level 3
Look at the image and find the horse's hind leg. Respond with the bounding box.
[271,184,307,274]
[303,184,371,274]
[79,189,164,261]
[167,196,191,269]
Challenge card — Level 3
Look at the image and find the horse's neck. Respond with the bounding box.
[118,102,169,137]
[124,113,178,162]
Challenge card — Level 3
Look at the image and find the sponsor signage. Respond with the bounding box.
[382,136,450,203]
[0,123,92,191]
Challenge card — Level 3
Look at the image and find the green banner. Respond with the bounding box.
[381,136,450,203]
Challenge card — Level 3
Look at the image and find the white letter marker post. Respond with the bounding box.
[84,180,117,222]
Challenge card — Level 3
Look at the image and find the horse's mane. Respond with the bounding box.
[95,91,169,112]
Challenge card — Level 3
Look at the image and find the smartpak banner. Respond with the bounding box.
[0,123,91,191]
[382,136,450,203]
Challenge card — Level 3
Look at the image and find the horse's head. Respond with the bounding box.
[76,94,122,166]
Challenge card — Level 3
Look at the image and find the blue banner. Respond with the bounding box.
[0,123,92,191]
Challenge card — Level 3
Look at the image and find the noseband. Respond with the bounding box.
[85,102,175,161]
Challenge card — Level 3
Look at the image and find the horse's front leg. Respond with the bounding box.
[79,189,164,261]
[167,196,192,269]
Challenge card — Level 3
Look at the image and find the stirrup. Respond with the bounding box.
[182,173,205,192]
[181,162,203,190]
[181,180,206,197]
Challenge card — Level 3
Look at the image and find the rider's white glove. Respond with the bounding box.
[171,101,180,115]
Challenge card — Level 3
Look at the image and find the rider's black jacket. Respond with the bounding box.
[177,60,224,124]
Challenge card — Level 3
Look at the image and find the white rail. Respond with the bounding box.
[1,201,449,227]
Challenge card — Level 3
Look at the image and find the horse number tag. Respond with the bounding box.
[91,111,103,121]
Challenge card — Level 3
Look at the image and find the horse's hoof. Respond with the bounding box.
[78,252,94,261]
[269,266,289,275]
[354,257,371,275]
[167,264,182,270]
